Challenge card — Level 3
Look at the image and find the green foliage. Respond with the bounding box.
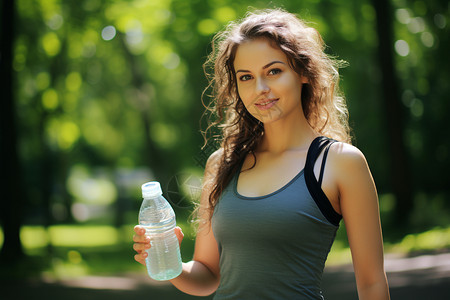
[8,0,450,277]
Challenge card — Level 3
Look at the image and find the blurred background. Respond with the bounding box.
[0,0,449,299]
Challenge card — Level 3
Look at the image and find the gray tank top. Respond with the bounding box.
[212,136,341,299]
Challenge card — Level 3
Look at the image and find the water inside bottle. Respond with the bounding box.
[143,226,182,280]
[139,205,175,230]
[139,192,182,281]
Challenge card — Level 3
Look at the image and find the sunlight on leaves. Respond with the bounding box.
[150,123,179,149]
[41,32,61,56]
[47,118,80,150]
[42,88,59,110]
[197,19,219,36]
[36,72,51,91]
[213,6,237,23]
[65,72,83,92]
[59,121,81,149]
[39,0,62,23]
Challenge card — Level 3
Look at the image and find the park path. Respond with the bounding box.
[322,251,450,299]
[1,252,449,300]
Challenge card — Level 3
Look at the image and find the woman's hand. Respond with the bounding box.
[133,225,184,266]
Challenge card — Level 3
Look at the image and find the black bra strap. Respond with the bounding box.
[304,136,342,226]
[318,142,334,186]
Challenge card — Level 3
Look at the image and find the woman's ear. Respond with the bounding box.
[297,69,309,84]
[301,75,309,84]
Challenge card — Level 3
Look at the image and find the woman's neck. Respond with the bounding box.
[258,113,317,154]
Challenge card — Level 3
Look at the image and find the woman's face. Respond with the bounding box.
[233,38,307,124]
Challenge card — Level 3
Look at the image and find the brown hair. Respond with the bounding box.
[200,8,351,221]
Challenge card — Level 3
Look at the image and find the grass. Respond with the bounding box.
[0,222,197,280]
[1,222,449,280]
[20,225,122,248]
[385,226,450,254]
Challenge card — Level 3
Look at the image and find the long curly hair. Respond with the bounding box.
[200,8,351,221]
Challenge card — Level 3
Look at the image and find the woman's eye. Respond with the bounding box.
[268,68,282,76]
[239,74,252,81]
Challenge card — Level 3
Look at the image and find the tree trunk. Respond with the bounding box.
[0,0,25,263]
[372,0,413,225]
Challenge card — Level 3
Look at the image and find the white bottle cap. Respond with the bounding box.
[141,181,162,198]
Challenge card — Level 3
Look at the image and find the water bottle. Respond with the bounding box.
[139,181,182,280]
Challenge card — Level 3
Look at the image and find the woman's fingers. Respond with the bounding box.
[134,252,147,265]
[174,226,184,246]
[133,224,150,266]
[133,242,151,252]
[134,225,146,235]
[133,233,150,243]
[133,225,183,266]
[133,225,150,244]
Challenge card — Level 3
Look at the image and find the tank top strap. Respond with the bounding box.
[318,140,335,186]
[304,136,341,226]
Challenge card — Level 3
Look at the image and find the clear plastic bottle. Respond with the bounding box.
[139,181,182,280]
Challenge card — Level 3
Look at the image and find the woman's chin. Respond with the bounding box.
[249,110,283,125]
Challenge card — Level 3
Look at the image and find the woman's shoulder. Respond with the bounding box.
[328,141,371,179]
[204,148,224,175]
[206,148,224,165]
[326,141,375,204]
[330,140,365,158]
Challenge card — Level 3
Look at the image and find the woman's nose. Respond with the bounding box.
[255,78,270,94]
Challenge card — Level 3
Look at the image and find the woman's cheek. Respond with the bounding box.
[238,89,252,108]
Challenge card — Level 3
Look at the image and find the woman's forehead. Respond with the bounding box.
[233,39,288,70]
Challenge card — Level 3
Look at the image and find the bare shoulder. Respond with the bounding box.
[206,148,223,166]
[204,148,223,176]
[197,148,224,219]
[202,148,223,188]
[328,142,376,202]
[329,142,369,172]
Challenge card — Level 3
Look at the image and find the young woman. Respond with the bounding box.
[133,9,390,299]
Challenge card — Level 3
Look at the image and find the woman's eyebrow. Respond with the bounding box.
[263,60,285,69]
[235,60,285,74]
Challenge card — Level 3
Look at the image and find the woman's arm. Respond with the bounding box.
[170,149,222,295]
[170,219,220,296]
[333,143,390,300]
[133,150,222,296]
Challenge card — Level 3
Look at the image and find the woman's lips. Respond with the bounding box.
[254,99,279,110]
